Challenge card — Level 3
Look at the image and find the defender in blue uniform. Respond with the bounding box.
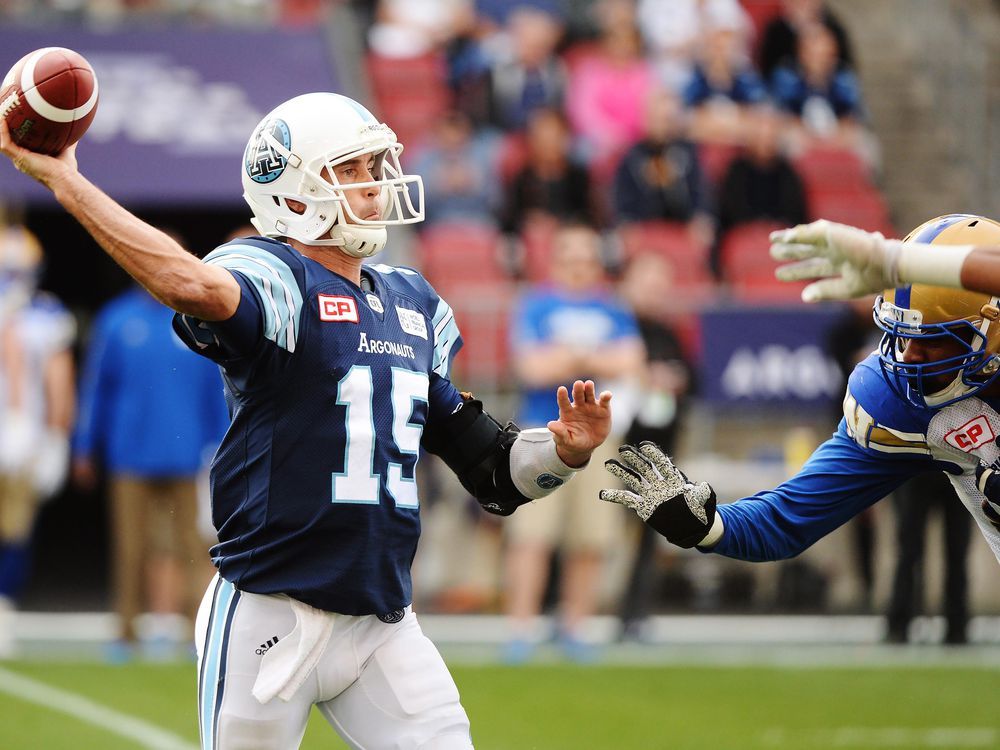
[1,93,612,750]
[601,215,1000,582]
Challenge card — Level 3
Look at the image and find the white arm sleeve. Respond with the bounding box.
[508,428,587,500]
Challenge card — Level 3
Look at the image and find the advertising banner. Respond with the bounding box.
[700,306,850,406]
[0,26,341,205]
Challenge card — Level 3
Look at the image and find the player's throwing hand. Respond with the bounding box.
[600,441,718,548]
[547,379,612,468]
[769,219,902,302]
[0,117,78,188]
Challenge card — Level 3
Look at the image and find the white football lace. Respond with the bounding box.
[0,91,20,119]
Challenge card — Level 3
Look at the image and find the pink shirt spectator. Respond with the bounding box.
[567,52,655,163]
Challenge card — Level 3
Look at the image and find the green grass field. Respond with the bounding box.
[0,658,996,749]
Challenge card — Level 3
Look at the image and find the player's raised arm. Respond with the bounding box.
[768,218,1000,302]
[0,118,240,321]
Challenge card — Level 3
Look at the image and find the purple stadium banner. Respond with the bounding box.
[700,306,847,405]
[0,26,341,205]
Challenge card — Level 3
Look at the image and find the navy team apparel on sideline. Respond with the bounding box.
[173,237,465,616]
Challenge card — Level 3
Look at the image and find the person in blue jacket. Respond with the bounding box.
[73,281,230,658]
[602,214,1000,590]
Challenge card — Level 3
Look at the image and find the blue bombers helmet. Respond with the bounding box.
[874,214,1000,408]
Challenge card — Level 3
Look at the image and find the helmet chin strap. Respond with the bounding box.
[923,374,974,407]
[330,224,387,258]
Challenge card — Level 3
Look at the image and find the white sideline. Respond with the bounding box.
[0,666,198,750]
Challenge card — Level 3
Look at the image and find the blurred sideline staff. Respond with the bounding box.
[0,214,75,658]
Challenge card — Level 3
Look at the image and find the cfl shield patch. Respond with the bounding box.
[318,295,359,323]
[944,416,995,452]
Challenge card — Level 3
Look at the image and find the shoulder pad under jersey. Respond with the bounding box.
[842,353,934,457]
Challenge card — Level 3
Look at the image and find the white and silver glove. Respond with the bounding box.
[600,441,721,548]
[769,219,903,302]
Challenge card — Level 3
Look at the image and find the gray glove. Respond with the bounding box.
[600,441,717,548]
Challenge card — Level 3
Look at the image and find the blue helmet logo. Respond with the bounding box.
[245,118,291,184]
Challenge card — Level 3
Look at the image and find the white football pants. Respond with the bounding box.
[195,574,473,750]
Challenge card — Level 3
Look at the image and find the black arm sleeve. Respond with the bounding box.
[421,396,532,516]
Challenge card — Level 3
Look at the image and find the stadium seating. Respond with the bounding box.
[416,223,513,388]
[698,141,741,188]
[367,52,451,150]
[719,220,806,303]
[792,145,870,198]
[808,188,894,235]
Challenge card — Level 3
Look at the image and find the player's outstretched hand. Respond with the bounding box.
[601,441,717,548]
[0,116,78,189]
[769,219,902,302]
[547,379,612,468]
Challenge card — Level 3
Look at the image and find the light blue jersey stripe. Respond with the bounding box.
[205,245,303,352]
[199,579,236,750]
[432,298,461,377]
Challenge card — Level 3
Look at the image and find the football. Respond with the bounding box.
[0,47,99,155]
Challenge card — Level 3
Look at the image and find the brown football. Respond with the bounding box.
[0,47,99,155]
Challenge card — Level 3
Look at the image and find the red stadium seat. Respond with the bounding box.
[793,145,871,197]
[809,188,894,235]
[518,216,560,283]
[698,141,741,187]
[740,0,784,38]
[444,283,515,391]
[618,221,718,311]
[497,132,529,186]
[367,52,451,150]
[416,223,508,292]
[719,220,806,303]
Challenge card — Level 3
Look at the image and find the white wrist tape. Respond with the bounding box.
[697,514,725,548]
[509,428,587,500]
[896,242,972,289]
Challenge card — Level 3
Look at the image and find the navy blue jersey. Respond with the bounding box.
[713,353,1000,562]
[173,238,465,615]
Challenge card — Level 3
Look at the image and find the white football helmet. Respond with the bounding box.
[241,93,424,258]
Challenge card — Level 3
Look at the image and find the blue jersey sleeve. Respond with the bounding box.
[173,241,304,363]
[712,426,930,561]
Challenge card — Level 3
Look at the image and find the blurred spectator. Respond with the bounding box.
[612,88,714,248]
[486,5,567,130]
[887,472,971,644]
[770,23,867,153]
[716,106,807,234]
[758,0,854,81]
[0,221,75,659]
[73,282,229,660]
[615,253,692,641]
[637,0,750,92]
[565,0,656,164]
[683,19,767,145]
[413,110,502,227]
[504,222,643,662]
[501,107,594,234]
[368,0,470,58]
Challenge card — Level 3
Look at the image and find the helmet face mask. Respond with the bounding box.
[242,93,424,258]
[873,214,1000,409]
[874,297,996,408]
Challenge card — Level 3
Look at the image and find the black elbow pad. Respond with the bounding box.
[422,396,531,516]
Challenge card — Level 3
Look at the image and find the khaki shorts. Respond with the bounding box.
[505,439,624,552]
[0,471,37,542]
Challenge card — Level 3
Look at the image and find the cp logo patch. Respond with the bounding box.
[944,415,996,453]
